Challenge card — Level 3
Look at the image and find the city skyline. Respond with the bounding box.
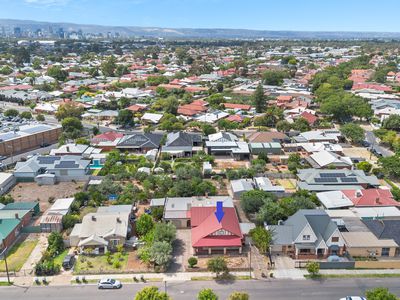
[0,0,399,32]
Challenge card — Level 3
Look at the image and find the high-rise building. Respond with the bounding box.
[14,27,22,38]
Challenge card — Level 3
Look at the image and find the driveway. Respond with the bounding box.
[168,229,191,273]
[365,131,393,157]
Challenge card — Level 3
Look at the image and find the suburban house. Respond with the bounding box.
[247,132,289,144]
[40,197,74,233]
[231,177,285,199]
[116,133,163,153]
[151,196,234,228]
[305,150,353,169]
[269,209,345,259]
[341,232,398,257]
[50,143,101,158]
[296,169,380,192]
[249,142,283,155]
[231,179,254,199]
[141,112,163,124]
[293,130,342,143]
[283,142,343,155]
[363,219,400,256]
[191,206,244,255]
[0,203,35,249]
[0,173,16,196]
[205,132,250,160]
[161,132,203,157]
[91,131,124,151]
[14,155,91,183]
[69,206,132,254]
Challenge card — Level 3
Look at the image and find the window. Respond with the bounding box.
[299,249,311,254]
[60,170,68,176]
[331,237,339,243]
[382,248,390,256]
[110,239,119,246]
[302,235,310,241]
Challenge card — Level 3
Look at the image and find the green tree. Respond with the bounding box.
[207,256,228,277]
[292,117,311,132]
[134,286,170,300]
[136,214,154,237]
[116,109,134,128]
[383,115,400,132]
[149,241,173,270]
[198,289,218,300]
[365,287,398,300]
[276,120,292,132]
[101,56,117,77]
[4,109,19,117]
[188,257,198,268]
[20,111,32,119]
[249,226,273,254]
[47,65,68,81]
[229,292,249,300]
[164,96,179,115]
[306,261,320,276]
[201,123,216,136]
[0,195,14,205]
[263,70,288,86]
[61,117,83,139]
[340,123,365,144]
[153,222,176,244]
[36,114,45,122]
[55,103,84,120]
[379,154,400,178]
[47,232,64,257]
[62,214,80,229]
[240,190,276,215]
[357,161,372,173]
[253,84,266,113]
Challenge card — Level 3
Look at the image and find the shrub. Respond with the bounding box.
[306,261,320,276]
[197,288,218,300]
[207,257,228,277]
[229,292,249,300]
[188,257,198,268]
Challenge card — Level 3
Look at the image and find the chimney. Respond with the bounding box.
[15,213,19,219]
[376,197,381,204]
[91,215,96,221]
[66,146,70,152]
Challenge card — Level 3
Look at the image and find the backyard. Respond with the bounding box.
[10,182,84,211]
[0,239,38,272]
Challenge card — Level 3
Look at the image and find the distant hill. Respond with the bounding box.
[1,18,400,40]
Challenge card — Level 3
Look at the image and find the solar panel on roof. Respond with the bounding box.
[37,156,61,164]
[341,177,358,183]
[320,173,345,178]
[315,178,338,183]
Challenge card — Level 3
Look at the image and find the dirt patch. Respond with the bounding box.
[214,159,250,171]
[10,182,84,211]
[196,256,249,269]
[342,147,378,163]
[126,251,152,272]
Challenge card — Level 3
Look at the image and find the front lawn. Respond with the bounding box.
[53,249,69,267]
[74,251,129,274]
[0,240,38,272]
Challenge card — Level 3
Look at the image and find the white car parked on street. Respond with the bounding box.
[97,278,122,289]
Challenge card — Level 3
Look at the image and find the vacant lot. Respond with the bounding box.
[214,159,250,171]
[0,239,38,272]
[342,147,377,163]
[10,182,84,211]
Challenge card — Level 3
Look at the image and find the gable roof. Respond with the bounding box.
[247,131,288,143]
[342,189,399,207]
[363,219,400,245]
[117,133,163,148]
[164,132,202,147]
[191,207,243,248]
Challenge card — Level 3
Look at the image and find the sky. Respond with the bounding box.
[0,0,399,32]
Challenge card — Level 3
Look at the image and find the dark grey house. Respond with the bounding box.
[161,132,202,157]
[116,133,163,153]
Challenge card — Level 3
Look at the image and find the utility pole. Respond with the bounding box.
[249,241,252,279]
[164,280,167,294]
[0,240,10,284]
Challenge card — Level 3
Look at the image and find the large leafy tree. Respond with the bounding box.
[134,286,170,300]
[153,222,176,244]
[116,109,134,128]
[340,123,365,144]
[379,154,400,178]
[55,103,84,121]
[383,115,400,132]
[101,56,117,77]
[240,190,276,215]
[198,289,219,300]
[207,256,228,277]
[47,65,68,81]
[61,117,83,139]
[149,241,173,270]
[136,214,154,237]
[249,226,273,254]
[263,70,288,86]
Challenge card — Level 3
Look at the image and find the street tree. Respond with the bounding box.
[252,84,266,113]
[198,288,219,300]
[207,256,228,277]
[134,286,170,300]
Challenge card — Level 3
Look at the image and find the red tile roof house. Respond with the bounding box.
[342,189,400,207]
[191,206,244,255]
[91,131,124,151]
[223,103,252,111]
[299,111,318,126]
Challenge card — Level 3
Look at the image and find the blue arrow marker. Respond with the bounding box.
[215,201,225,223]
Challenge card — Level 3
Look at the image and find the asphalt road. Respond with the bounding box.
[1,278,399,300]
[365,131,393,157]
